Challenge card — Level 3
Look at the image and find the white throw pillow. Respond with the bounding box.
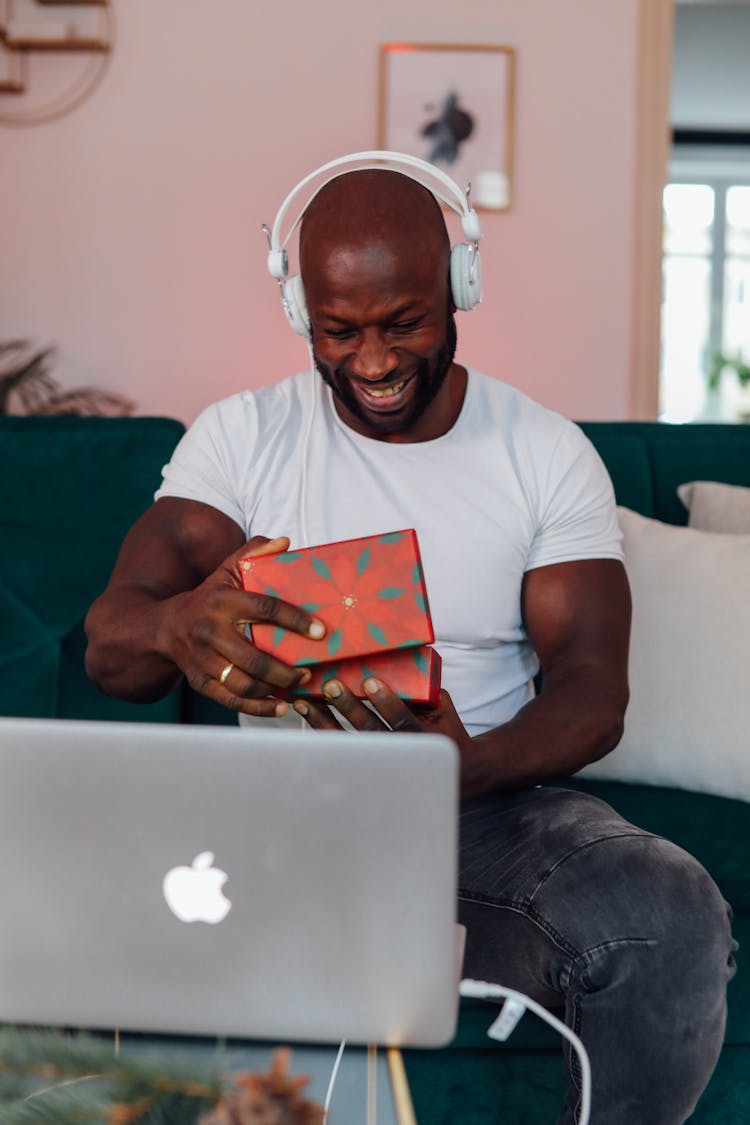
[578,506,750,800]
[677,479,750,533]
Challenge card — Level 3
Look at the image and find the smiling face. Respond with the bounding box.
[299,170,465,443]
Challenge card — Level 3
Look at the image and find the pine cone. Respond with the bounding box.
[108,1100,152,1124]
[199,1048,325,1125]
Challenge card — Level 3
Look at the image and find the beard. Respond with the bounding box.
[312,310,458,438]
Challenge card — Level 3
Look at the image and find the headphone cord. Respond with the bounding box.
[298,341,318,549]
[323,1039,346,1122]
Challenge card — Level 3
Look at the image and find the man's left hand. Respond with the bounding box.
[293,677,470,751]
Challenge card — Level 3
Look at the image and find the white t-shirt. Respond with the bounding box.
[156,368,623,736]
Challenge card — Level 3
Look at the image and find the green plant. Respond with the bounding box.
[707,351,750,392]
[0,1027,324,1124]
[0,340,133,416]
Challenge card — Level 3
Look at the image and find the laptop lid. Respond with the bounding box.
[0,717,459,1047]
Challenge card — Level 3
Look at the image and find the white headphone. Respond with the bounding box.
[263,150,483,339]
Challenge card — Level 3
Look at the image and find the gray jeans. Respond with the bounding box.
[458,787,738,1125]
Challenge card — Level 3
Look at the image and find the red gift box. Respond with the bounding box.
[240,529,434,667]
[289,646,442,706]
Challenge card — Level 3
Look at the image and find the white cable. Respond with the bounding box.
[323,1038,346,1122]
[297,340,318,549]
[459,979,592,1125]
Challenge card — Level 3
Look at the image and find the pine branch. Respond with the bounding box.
[0,1030,324,1125]
[0,1078,112,1124]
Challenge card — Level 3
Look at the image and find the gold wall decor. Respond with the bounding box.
[0,0,113,125]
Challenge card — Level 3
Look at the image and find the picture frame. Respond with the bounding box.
[378,43,516,211]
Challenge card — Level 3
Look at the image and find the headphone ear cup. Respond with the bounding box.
[450,243,483,311]
[281,274,311,338]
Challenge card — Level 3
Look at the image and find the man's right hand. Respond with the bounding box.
[85,499,326,714]
[160,535,326,716]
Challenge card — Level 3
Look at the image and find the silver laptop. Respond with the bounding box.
[0,717,459,1047]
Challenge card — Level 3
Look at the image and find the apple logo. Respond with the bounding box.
[162,851,232,924]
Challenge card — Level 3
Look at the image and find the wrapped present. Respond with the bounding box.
[289,646,442,706]
[240,529,434,666]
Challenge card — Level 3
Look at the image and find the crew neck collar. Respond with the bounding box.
[324,367,474,449]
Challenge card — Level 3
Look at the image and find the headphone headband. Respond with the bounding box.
[264,150,483,335]
[268,150,481,260]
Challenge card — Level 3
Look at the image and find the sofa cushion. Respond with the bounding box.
[579,507,750,802]
[678,480,750,533]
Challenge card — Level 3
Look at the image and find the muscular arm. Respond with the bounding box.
[85,497,325,713]
[85,498,243,701]
[459,558,631,795]
[295,558,631,798]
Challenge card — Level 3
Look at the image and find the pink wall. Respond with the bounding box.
[1,0,640,424]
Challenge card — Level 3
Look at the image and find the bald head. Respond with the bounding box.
[299,169,450,288]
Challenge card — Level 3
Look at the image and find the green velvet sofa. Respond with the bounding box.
[1,415,747,1123]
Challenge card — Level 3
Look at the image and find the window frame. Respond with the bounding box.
[661,140,750,421]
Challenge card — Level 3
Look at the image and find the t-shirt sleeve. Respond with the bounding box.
[154,401,249,531]
[525,422,623,570]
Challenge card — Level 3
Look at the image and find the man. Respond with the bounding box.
[86,161,735,1124]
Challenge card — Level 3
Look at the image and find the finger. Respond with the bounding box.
[240,588,327,641]
[196,588,324,689]
[320,680,388,732]
[233,644,314,693]
[361,678,423,732]
[211,585,326,645]
[242,535,291,559]
[227,535,291,569]
[292,698,345,730]
[187,666,291,719]
[222,691,290,718]
[210,648,313,700]
[215,537,291,589]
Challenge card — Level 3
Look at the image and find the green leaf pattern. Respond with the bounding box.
[312,556,332,580]
[327,629,342,656]
[367,622,388,647]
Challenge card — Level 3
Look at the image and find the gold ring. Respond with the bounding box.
[219,662,234,685]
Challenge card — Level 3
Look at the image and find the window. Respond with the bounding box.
[660,149,750,423]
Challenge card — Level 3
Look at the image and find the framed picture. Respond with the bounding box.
[378,43,516,211]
